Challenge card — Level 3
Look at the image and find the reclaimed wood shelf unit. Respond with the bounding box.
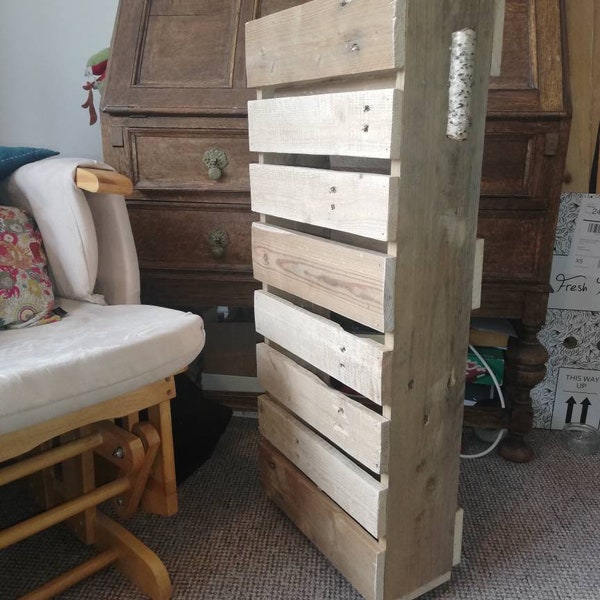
[246,1,499,599]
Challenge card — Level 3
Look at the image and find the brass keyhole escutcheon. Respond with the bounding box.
[203,148,229,181]
[208,228,230,258]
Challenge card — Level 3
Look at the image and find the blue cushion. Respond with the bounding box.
[0,146,59,180]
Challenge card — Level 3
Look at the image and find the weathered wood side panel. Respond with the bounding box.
[248,89,402,159]
[254,290,391,404]
[247,1,498,598]
[252,222,394,332]
[257,343,389,474]
[250,164,398,241]
[246,0,406,88]
[383,2,498,598]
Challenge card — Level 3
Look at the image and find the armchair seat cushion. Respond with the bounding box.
[0,298,205,435]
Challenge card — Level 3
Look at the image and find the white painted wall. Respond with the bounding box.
[0,0,119,160]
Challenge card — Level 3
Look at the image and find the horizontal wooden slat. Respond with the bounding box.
[254,290,391,405]
[252,223,394,332]
[248,89,402,159]
[246,0,405,88]
[250,164,398,241]
[260,439,385,600]
[257,343,389,474]
[259,395,386,538]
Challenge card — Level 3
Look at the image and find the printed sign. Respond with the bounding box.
[547,195,600,312]
[552,367,600,430]
[548,254,600,311]
[568,195,600,274]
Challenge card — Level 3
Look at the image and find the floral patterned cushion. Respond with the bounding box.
[0,205,58,328]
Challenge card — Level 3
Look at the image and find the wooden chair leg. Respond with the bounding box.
[94,511,172,600]
[1,378,180,599]
[15,510,172,600]
[143,399,178,516]
[60,428,96,544]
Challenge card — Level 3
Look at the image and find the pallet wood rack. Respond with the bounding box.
[245,2,498,598]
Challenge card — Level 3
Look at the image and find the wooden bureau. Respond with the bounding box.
[470,0,571,461]
[101,1,306,308]
[101,0,571,462]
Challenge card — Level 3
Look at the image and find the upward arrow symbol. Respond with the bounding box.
[580,398,591,425]
[565,397,576,423]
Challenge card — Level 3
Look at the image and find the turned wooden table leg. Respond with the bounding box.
[499,322,548,462]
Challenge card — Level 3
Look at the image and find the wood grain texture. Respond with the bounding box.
[486,0,566,114]
[259,395,386,538]
[129,205,256,271]
[250,163,398,241]
[257,343,389,474]
[75,168,133,195]
[128,126,254,192]
[562,0,600,192]
[248,89,402,158]
[252,222,395,332]
[245,0,405,88]
[102,0,256,115]
[260,439,385,600]
[254,290,391,405]
[382,2,497,597]
[94,512,172,600]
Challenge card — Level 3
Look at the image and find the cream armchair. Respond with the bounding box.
[0,157,205,599]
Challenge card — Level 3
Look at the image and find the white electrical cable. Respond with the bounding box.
[460,344,507,459]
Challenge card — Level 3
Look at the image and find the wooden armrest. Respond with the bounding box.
[75,167,133,196]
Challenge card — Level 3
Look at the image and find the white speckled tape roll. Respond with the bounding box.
[447,28,476,141]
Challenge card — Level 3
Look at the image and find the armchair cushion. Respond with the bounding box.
[0,297,205,435]
[0,205,57,328]
[0,146,59,180]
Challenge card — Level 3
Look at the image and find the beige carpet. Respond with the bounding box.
[1,417,599,599]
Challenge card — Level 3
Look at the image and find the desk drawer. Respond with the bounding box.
[128,203,256,271]
[105,117,256,194]
[477,210,554,283]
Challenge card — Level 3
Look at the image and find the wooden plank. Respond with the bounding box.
[259,395,386,538]
[250,164,398,241]
[245,0,405,88]
[257,343,389,474]
[382,2,497,598]
[453,508,464,567]
[248,89,402,159]
[490,0,505,77]
[254,290,391,405]
[471,238,484,310]
[563,0,600,192]
[260,439,385,600]
[252,222,394,332]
